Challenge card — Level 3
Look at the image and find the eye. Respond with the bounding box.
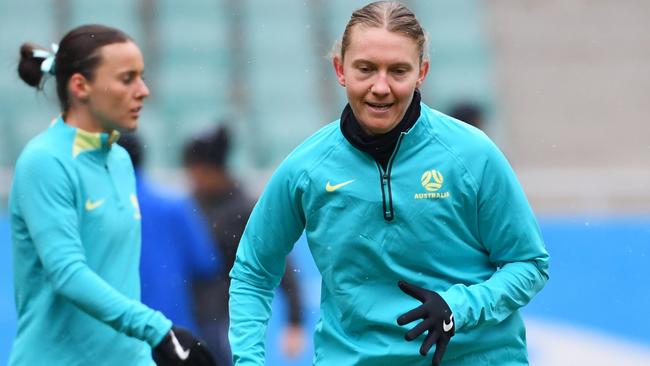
[121,72,143,84]
[358,65,373,74]
[392,68,408,76]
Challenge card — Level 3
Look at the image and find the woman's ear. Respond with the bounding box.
[68,73,90,102]
[416,59,430,88]
[333,56,346,87]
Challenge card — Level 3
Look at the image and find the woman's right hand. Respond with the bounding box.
[152,326,217,366]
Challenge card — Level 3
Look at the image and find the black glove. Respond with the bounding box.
[152,326,217,366]
[396,280,455,366]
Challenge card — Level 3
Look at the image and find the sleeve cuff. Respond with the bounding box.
[147,312,173,347]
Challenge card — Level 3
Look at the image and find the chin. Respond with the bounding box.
[113,125,137,134]
[364,120,398,135]
[119,120,139,132]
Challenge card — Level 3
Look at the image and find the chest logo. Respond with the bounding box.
[85,198,105,211]
[326,179,355,192]
[421,169,444,192]
[416,169,450,200]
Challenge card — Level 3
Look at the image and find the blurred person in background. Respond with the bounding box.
[448,102,484,130]
[183,126,306,366]
[118,133,220,333]
[9,24,215,365]
[228,2,549,366]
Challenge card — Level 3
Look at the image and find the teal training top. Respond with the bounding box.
[229,104,550,366]
[9,117,172,366]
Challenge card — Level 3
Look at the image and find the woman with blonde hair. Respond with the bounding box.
[229,2,549,365]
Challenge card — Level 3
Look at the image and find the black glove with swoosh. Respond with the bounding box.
[153,325,217,366]
[396,280,455,366]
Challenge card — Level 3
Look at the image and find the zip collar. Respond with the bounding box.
[340,90,421,169]
[52,116,121,159]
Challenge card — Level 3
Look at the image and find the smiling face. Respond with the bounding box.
[334,25,429,135]
[83,41,149,132]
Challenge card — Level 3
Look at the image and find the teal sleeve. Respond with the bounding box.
[14,151,172,347]
[229,163,306,365]
[439,143,550,332]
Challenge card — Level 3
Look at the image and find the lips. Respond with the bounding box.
[125,107,140,122]
[129,106,143,118]
[366,101,394,112]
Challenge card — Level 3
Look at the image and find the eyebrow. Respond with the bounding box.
[389,63,413,69]
[117,69,144,77]
[351,59,413,69]
[351,59,374,67]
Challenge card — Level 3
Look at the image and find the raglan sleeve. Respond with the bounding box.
[228,159,307,366]
[13,150,171,347]
[438,140,550,332]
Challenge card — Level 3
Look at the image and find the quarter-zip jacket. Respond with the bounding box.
[229,103,550,365]
[340,90,421,221]
[9,117,171,366]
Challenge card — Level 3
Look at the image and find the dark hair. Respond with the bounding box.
[337,1,428,62]
[18,24,132,112]
[450,102,484,129]
[183,125,231,168]
[118,133,144,169]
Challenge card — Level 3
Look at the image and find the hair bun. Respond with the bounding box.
[18,43,47,88]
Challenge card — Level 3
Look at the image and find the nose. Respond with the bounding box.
[370,72,390,96]
[136,78,150,99]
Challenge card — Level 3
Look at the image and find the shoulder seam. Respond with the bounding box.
[293,123,344,191]
[421,113,481,193]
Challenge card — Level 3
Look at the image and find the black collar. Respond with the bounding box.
[340,90,421,169]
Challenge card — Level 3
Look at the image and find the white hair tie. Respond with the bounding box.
[32,43,59,75]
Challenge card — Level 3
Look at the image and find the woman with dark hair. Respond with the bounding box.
[182,126,306,366]
[228,2,549,365]
[10,24,215,366]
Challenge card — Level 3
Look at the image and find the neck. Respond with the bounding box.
[64,107,110,134]
[340,90,421,169]
[211,173,235,195]
[197,178,239,201]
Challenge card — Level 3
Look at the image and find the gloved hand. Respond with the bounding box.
[396,280,455,366]
[152,326,217,366]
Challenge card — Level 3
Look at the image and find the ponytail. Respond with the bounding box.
[17,43,54,89]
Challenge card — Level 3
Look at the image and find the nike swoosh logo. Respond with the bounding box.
[170,330,191,360]
[85,198,105,211]
[325,179,355,192]
[443,314,454,332]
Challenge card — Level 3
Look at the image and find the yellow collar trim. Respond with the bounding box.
[72,128,121,158]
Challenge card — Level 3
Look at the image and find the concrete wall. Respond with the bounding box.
[486,1,650,213]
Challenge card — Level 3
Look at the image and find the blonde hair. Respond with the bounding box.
[333,1,428,63]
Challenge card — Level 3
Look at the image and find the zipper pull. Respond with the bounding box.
[382,174,393,220]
